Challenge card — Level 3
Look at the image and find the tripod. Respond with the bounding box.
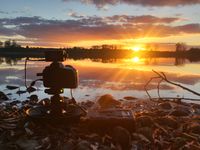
[26,87,86,124]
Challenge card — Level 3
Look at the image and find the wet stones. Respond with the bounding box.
[123,96,137,100]
[135,116,154,128]
[29,95,38,104]
[188,123,200,134]
[80,100,95,109]
[62,139,75,150]
[0,91,8,101]
[169,109,190,117]
[75,140,92,150]
[97,94,121,109]
[26,86,36,93]
[158,102,172,110]
[6,85,19,90]
[112,126,131,150]
[15,136,40,150]
[155,116,178,129]
[137,127,153,141]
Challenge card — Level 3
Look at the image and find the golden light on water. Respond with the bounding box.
[132,56,140,63]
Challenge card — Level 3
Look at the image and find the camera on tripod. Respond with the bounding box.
[37,50,78,94]
[26,50,85,122]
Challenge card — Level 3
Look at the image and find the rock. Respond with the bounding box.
[112,126,131,150]
[192,104,200,109]
[97,94,121,109]
[169,109,190,117]
[62,139,75,150]
[27,86,36,93]
[137,127,153,141]
[9,100,21,106]
[158,102,172,110]
[98,145,111,150]
[102,135,112,146]
[155,116,178,129]
[75,140,92,150]
[0,91,8,101]
[123,96,137,100]
[29,95,38,103]
[188,123,200,134]
[38,98,50,106]
[132,133,151,143]
[86,133,101,143]
[0,143,21,150]
[172,137,187,149]
[6,85,19,90]
[15,136,40,150]
[16,90,26,95]
[136,116,154,128]
[81,101,95,109]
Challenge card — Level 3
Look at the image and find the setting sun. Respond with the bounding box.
[130,45,145,52]
[132,47,141,52]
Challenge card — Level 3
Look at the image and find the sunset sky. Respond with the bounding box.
[0,0,200,49]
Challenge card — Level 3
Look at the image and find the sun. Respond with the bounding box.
[132,46,141,52]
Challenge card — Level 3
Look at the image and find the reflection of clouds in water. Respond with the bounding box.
[77,66,200,86]
[80,80,174,91]
[0,59,200,101]
[1,63,200,87]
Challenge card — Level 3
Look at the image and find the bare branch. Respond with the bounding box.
[144,76,160,100]
[157,79,163,99]
[151,70,200,97]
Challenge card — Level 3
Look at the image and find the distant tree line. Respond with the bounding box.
[0,39,21,48]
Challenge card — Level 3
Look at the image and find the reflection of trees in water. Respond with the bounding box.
[0,57,22,66]
[0,57,4,65]
[175,57,186,66]
[144,57,186,66]
[91,58,118,63]
[144,58,158,65]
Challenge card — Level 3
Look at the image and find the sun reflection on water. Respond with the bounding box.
[131,56,140,63]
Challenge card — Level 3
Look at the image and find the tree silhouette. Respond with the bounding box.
[176,43,186,52]
[4,39,21,48]
[0,41,3,48]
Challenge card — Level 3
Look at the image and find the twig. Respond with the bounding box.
[152,70,200,97]
[150,97,200,101]
[144,76,160,100]
[157,79,163,99]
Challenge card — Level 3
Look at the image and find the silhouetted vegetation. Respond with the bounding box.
[0,42,200,63]
[3,40,21,48]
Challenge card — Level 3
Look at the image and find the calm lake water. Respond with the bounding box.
[0,56,200,102]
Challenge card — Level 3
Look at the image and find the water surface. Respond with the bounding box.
[0,56,200,102]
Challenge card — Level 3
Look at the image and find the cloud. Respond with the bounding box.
[0,25,16,36]
[68,10,85,18]
[63,0,200,8]
[0,16,199,45]
[106,15,182,24]
[0,11,9,14]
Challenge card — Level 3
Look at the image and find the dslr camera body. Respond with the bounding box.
[37,50,78,94]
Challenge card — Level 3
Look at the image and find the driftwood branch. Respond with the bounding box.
[145,70,200,100]
[144,76,160,100]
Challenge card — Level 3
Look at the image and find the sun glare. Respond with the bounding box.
[132,56,140,63]
[132,47,141,52]
[130,45,145,52]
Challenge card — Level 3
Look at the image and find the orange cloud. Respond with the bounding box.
[63,0,200,8]
[0,16,200,47]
